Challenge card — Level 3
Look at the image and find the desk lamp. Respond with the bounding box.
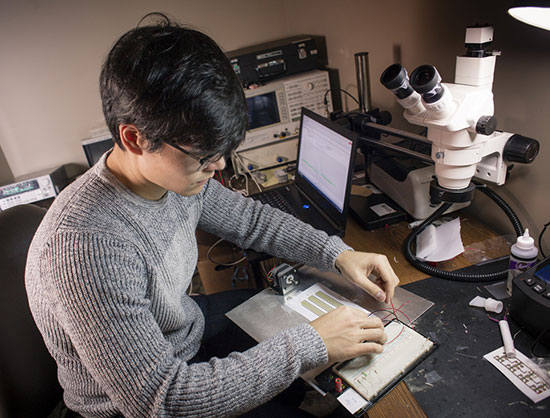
[508,0,550,31]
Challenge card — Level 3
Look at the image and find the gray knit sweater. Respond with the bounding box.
[25,154,352,417]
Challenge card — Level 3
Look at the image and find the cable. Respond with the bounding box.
[229,173,249,196]
[403,181,524,282]
[323,88,360,108]
[538,221,550,258]
[368,299,411,345]
[512,328,523,342]
[237,154,263,168]
[260,261,274,287]
[234,152,262,192]
[206,238,246,267]
[531,327,550,358]
[228,152,250,196]
[216,170,225,187]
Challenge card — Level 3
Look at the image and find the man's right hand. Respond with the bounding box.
[310,306,386,364]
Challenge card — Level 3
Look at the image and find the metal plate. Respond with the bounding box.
[226,266,434,343]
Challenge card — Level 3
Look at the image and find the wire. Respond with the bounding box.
[368,298,412,345]
[206,238,246,267]
[237,154,263,167]
[531,327,550,358]
[538,220,549,258]
[216,170,225,187]
[487,305,509,324]
[229,172,249,196]
[234,152,263,192]
[386,324,405,345]
[228,155,250,196]
[369,300,412,324]
[393,300,412,324]
[323,88,360,108]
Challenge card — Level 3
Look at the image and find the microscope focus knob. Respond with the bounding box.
[504,134,540,164]
[476,115,497,135]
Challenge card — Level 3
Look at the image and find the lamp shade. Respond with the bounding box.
[508,0,550,30]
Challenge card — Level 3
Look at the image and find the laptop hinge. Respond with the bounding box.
[294,184,345,233]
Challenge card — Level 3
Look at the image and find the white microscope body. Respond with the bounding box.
[381,26,538,204]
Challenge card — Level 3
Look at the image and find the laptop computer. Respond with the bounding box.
[252,108,357,237]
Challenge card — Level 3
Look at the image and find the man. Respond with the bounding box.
[26,14,399,417]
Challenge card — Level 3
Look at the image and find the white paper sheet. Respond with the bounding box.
[415,217,464,262]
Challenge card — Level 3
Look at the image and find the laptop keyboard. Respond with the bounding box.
[252,189,299,218]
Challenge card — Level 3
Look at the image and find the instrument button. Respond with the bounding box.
[524,277,536,286]
[532,283,545,294]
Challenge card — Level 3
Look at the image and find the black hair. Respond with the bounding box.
[99,13,247,154]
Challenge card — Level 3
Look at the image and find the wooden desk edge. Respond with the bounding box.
[366,382,427,418]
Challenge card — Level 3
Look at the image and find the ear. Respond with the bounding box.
[118,124,146,155]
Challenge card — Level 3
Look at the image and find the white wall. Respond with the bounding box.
[0,0,290,177]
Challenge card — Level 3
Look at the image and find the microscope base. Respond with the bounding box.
[370,163,469,220]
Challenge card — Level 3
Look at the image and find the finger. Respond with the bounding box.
[360,327,387,345]
[375,263,399,303]
[352,274,387,302]
[356,314,383,329]
[375,267,396,299]
[385,275,398,303]
[375,276,395,304]
[355,341,384,355]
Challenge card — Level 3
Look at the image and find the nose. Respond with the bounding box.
[207,156,226,172]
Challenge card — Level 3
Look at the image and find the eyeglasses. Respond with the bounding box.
[164,141,224,171]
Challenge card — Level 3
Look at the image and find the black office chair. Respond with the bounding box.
[0,204,63,417]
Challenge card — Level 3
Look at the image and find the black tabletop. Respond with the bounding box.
[403,259,550,418]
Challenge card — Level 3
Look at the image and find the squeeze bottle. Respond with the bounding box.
[506,229,538,295]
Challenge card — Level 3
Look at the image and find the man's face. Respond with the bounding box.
[137,142,226,197]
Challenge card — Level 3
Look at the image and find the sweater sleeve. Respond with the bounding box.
[198,179,353,272]
[43,231,327,417]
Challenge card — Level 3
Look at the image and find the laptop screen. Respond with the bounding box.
[297,111,355,214]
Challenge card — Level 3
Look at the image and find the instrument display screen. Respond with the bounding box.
[0,179,39,199]
[535,264,550,284]
[247,92,280,130]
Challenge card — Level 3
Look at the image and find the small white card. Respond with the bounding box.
[337,387,371,415]
[484,346,550,403]
[371,203,396,217]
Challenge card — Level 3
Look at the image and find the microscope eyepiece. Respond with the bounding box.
[410,65,445,103]
[380,64,426,115]
[380,64,416,99]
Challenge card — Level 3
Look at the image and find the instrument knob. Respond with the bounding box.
[475,115,497,135]
[504,134,540,164]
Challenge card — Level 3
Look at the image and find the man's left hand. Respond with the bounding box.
[335,250,399,304]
